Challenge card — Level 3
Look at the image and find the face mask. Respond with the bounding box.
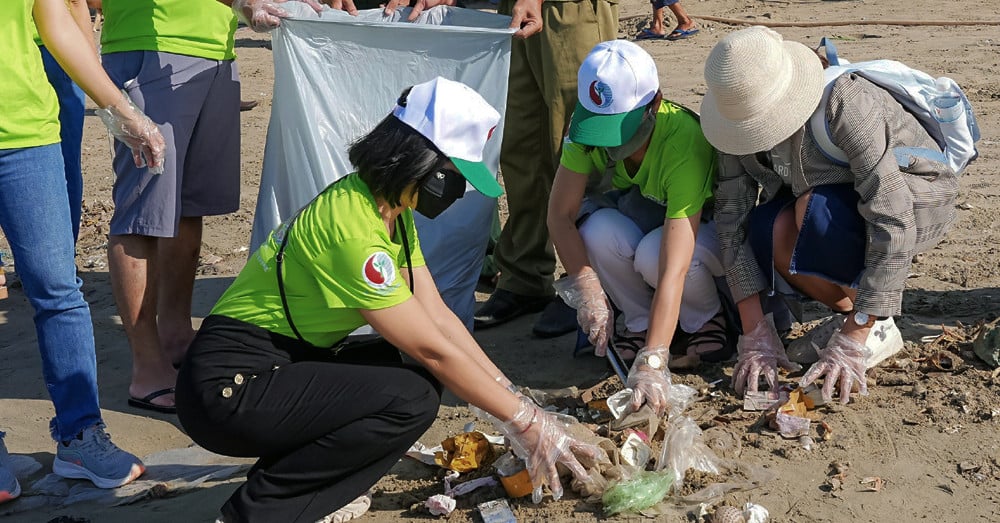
[604,108,656,162]
[415,168,466,219]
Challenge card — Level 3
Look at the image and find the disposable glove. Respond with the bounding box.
[492,397,607,503]
[94,91,165,175]
[231,0,325,32]
[554,268,613,356]
[732,313,801,395]
[800,331,869,404]
[626,344,672,416]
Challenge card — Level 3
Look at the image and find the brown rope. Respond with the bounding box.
[690,15,1000,27]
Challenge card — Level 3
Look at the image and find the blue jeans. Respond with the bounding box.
[0,144,101,441]
[40,46,86,243]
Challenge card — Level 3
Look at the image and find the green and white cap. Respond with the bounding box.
[392,77,504,198]
[569,40,660,147]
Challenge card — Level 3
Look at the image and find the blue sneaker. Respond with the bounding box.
[53,423,145,489]
[0,432,22,503]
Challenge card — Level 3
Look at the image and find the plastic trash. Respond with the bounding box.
[601,470,674,515]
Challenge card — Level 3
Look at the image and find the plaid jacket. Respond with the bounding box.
[715,74,960,317]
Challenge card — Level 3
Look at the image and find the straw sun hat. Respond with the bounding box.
[699,26,825,155]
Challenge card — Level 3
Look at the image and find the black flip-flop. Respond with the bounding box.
[128,387,177,414]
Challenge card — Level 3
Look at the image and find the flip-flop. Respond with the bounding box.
[666,28,700,41]
[635,28,666,41]
[128,387,177,414]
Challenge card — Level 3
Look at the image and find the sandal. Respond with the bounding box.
[669,310,736,370]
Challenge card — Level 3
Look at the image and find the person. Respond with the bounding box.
[35,0,96,243]
[548,40,729,414]
[636,0,698,41]
[97,0,332,414]
[0,0,165,502]
[175,77,605,523]
[700,27,960,404]
[473,0,618,338]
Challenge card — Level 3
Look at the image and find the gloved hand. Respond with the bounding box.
[94,91,165,175]
[626,344,672,416]
[231,0,325,32]
[553,268,613,357]
[732,313,801,395]
[494,397,608,503]
[800,331,870,404]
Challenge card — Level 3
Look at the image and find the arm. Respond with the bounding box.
[644,213,699,349]
[361,297,521,421]
[547,164,591,276]
[384,0,541,37]
[408,266,508,384]
[68,0,97,54]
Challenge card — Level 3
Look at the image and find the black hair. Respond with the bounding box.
[348,86,448,207]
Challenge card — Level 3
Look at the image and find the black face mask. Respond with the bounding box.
[416,168,466,219]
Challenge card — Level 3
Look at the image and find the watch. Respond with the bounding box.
[852,311,878,328]
[639,353,666,371]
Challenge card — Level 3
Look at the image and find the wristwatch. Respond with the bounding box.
[639,353,666,371]
[851,311,879,328]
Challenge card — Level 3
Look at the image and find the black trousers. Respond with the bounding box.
[175,316,441,523]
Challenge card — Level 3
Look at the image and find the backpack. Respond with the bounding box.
[808,37,980,175]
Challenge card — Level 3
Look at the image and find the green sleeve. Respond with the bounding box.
[559,139,599,174]
[313,239,413,311]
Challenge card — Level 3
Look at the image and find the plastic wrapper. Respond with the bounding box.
[252,4,514,327]
[601,470,674,515]
[800,331,870,404]
[434,431,492,472]
[553,270,613,355]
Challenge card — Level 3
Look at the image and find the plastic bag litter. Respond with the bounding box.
[252,4,515,328]
[659,416,721,489]
[601,470,674,515]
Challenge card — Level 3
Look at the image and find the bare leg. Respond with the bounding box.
[109,234,176,407]
[772,193,854,313]
[650,6,666,35]
[667,3,697,32]
[157,216,202,367]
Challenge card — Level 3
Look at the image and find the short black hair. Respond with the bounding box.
[349,87,447,207]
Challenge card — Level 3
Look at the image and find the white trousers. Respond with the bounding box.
[578,208,725,334]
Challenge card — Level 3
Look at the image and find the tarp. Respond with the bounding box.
[252,4,514,328]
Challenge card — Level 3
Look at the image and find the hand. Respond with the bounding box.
[320,0,358,15]
[554,268,613,357]
[95,91,165,174]
[497,398,608,503]
[732,313,801,395]
[384,0,454,20]
[508,0,542,38]
[626,345,672,416]
[800,331,869,404]
[232,0,325,32]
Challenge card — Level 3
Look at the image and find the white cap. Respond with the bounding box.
[392,77,503,198]
[570,40,660,147]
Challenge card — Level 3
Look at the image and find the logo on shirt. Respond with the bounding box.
[362,251,396,289]
[589,81,613,109]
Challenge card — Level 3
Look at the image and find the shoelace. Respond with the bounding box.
[81,423,120,459]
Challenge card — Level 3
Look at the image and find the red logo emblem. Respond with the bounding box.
[362,252,396,289]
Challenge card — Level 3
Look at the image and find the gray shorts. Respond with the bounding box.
[102,51,240,237]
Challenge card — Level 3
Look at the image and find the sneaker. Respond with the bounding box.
[0,433,22,504]
[53,423,145,489]
[316,494,371,523]
[864,316,904,368]
[786,314,845,365]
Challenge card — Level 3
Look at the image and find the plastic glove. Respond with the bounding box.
[732,313,801,395]
[231,0,325,32]
[554,269,613,357]
[94,91,165,175]
[626,345,672,416]
[494,397,608,503]
[799,331,869,404]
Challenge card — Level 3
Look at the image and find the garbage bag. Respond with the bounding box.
[252,4,514,327]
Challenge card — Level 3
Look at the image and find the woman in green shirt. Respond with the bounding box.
[175,78,605,523]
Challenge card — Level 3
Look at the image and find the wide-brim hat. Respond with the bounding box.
[392,77,503,198]
[569,40,659,147]
[700,26,824,155]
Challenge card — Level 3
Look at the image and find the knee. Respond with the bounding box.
[579,209,641,261]
[772,207,798,268]
[633,233,661,286]
[403,370,441,429]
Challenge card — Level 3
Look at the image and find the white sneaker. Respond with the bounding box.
[864,317,904,369]
[316,494,371,523]
[787,314,845,365]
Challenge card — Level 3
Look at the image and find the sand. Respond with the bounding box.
[1,0,999,521]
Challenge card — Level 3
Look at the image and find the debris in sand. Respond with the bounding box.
[477,498,517,523]
[859,476,885,492]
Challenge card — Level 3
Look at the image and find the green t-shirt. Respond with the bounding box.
[212,175,427,348]
[560,100,717,219]
[1,0,60,150]
[100,0,237,61]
